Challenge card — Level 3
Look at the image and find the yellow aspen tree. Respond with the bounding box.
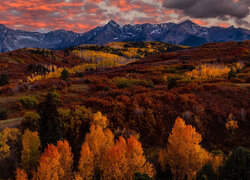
[21,130,41,176]
[33,144,63,180]
[91,111,109,128]
[164,117,210,180]
[101,137,128,180]
[78,143,94,180]
[126,136,154,178]
[56,140,74,180]
[85,125,114,168]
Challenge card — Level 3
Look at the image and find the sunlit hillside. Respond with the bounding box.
[0,41,249,180]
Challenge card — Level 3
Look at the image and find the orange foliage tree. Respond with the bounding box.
[78,143,94,180]
[158,117,222,180]
[56,140,74,179]
[225,113,239,134]
[78,112,154,180]
[101,136,154,179]
[33,140,73,180]
[16,168,28,180]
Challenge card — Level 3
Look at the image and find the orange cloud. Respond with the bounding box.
[215,22,231,28]
[0,0,243,32]
[192,19,209,26]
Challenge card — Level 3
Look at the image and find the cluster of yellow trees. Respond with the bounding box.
[26,63,97,83]
[15,112,154,180]
[225,114,239,134]
[186,64,231,80]
[108,42,168,58]
[26,51,136,83]
[72,50,135,65]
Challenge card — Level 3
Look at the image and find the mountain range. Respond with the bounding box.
[0,20,249,53]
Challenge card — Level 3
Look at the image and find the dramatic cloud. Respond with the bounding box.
[163,0,250,26]
[0,0,249,32]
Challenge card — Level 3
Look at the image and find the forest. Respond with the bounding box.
[0,41,249,180]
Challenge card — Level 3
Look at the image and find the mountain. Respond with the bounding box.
[0,20,249,52]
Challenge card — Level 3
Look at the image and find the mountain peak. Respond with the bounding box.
[0,24,6,29]
[106,20,120,27]
[228,25,235,29]
[180,20,196,25]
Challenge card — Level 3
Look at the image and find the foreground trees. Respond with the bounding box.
[78,112,154,180]
[0,128,21,179]
[25,112,153,180]
[21,130,41,177]
[33,140,73,180]
[158,117,222,180]
[220,147,250,180]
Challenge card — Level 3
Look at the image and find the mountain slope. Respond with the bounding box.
[0,20,249,52]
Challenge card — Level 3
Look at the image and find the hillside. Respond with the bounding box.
[0,42,187,83]
[0,41,249,179]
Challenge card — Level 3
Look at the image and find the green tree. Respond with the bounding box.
[0,74,9,86]
[21,112,40,132]
[61,68,70,81]
[134,172,153,180]
[37,92,62,149]
[58,105,93,164]
[228,69,236,79]
[220,147,250,180]
[168,77,178,89]
[196,164,217,180]
[0,108,7,120]
[19,97,38,110]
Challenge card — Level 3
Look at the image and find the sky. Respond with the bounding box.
[0,0,249,33]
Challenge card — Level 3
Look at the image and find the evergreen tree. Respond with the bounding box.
[168,77,178,89]
[196,164,217,180]
[134,172,153,180]
[220,147,250,180]
[61,68,70,81]
[228,69,236,79]
[0,74,9,86]
[37,92,62,149]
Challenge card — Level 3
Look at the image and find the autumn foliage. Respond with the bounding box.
[16,168,28,180]
[78,112,154,180]
[159,117,222,180]
[33,140,73,180]
[21,130,41,176]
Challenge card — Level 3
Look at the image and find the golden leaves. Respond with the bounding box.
[78,112,154,180]
[16,168,28,180]
[186,64,231,80]
[34,140,73,180]
[159,117,213,180]
[21,130,41,176]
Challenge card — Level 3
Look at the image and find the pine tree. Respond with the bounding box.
[37,92,62,149]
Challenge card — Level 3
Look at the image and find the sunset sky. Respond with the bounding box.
[0,0,249,33]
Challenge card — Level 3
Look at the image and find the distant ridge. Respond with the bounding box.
[0,20,249,52]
